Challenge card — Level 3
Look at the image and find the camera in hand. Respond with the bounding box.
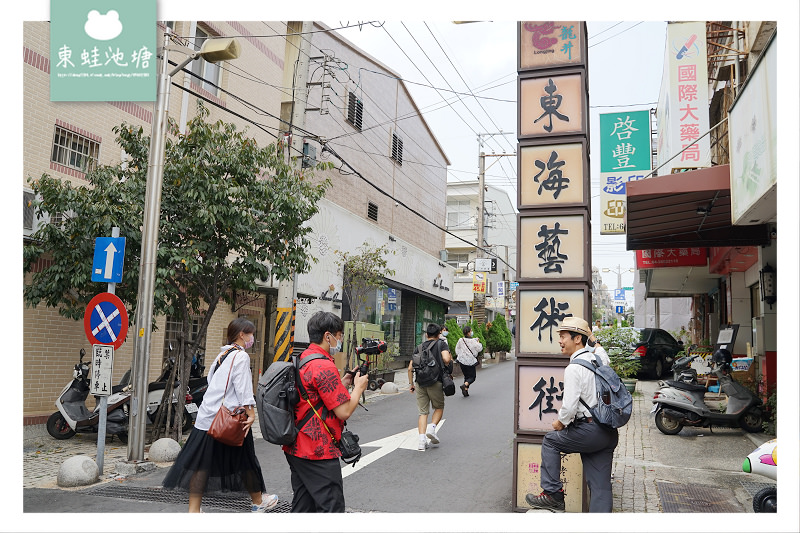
[349,338,388,377]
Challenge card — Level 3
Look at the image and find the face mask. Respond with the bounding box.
[244,336,255,349]
[441,331,448,338]
[329,334,342,355]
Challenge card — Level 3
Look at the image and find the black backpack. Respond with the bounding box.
[256,353,326,445]
[411,339,441,387]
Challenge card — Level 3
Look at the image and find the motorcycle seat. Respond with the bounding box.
[665,379,706,392]
[148,381,179,392]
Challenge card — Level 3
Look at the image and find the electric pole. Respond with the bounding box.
[274,21,313,363]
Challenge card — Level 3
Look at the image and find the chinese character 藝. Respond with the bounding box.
[535,222,569,274]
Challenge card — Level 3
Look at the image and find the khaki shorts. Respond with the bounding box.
[415,381,445,415]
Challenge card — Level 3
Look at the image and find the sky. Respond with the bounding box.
[9,2,799,532]
[328,20,667,303]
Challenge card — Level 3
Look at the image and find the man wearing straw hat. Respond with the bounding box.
[525,316,618,513]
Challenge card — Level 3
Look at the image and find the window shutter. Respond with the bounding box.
[391,133,403,166]
[367,201,378,221]
[347,92,363,130]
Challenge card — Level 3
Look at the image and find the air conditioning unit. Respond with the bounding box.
[23,190,53,238]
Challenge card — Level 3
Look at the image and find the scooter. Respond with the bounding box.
[651,349,763,435]
[669,352,701,384]
[147,355,195,432]
[47,348,131,442]
[187,349,208,412]
[742,439,777,512]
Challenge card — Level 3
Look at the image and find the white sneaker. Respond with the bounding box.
[251,493,279,512]
[417,436,429,451]
[426,424,439,445]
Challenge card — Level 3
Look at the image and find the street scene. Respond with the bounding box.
[14,3,796,532]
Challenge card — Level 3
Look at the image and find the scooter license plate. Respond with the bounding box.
[650,404,658,414]
[185,403,198,413]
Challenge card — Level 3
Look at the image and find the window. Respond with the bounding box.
[346,91,363,130]
[51,126,99,173]
[446,252,470,269]
[191,27,221,95]
[367,201,378,221]
[446,200,473,228]
[162,315,207,365]
[391,132,403,166]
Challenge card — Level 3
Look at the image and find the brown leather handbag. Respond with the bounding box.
[207,351,249,447]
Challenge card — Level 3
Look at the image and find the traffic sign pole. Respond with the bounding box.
[95,228,120,474]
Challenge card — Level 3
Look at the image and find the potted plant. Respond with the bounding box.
[595,326,641,392]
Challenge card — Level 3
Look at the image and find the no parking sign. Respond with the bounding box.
[84,292,129,349]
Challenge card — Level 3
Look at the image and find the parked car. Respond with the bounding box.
[616,327,684,379]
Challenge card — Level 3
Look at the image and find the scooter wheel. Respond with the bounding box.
[654,409,683,435]
[46,412,76,440]
[367,380,378,391]
[739,408,763,433]
[752,486,777,513]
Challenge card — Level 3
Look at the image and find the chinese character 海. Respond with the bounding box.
[535,222,569,274]
[534,79,570,133]
[528,376,564,420]
[533,150,570,199]
[57,45,75,68]
[529,297,572,342]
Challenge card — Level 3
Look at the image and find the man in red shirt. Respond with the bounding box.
[282,311,368,512]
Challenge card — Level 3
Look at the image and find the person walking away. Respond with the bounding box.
[163,318,278,513]
[455,325,482,397]
[282,311,368,512]
[407,323,452,451]
[525,317,618,513]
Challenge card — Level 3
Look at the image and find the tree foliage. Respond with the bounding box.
[24,102,331,439]
[333,242,395,368]
[485,315,512,354]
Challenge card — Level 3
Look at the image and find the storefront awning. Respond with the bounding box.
[625,165,771,250]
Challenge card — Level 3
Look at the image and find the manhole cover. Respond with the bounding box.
[80,485,291,513]
[657,482,743,513]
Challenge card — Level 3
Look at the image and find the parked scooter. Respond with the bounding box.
[742,439,777,512]
[669,352,702,384]
[651,349,763,435]
[47,348,131,442]
[186,350,208,417]
[147,354,194,432]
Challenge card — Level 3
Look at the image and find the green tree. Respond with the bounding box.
[333,242,395,369]
[444,318,463,355]
[594,326,642,378]
[485,315,512,355]
[24,102,331,440]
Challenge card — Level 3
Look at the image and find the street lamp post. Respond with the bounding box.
[127,30,240,462]
[602,265,634,327]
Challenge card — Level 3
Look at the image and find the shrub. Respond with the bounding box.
[486,315,512,354]
[595,326,641,378]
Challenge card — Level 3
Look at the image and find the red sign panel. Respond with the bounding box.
[636,247,707,269]
[84,292,129,349]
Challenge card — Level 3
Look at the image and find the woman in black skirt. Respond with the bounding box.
[163,317,278,513]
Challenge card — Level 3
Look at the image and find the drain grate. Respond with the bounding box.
[740,480,777,497]
[80,485,291,513]
[657,482,742,513]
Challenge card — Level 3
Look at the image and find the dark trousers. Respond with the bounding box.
[284,453,345,512]
[461,363,477,386]
[540,419,619,512]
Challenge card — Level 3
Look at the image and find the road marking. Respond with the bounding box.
[341,419,446,478]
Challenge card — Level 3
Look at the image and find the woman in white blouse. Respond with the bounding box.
[455,325,482,397]
[163,317,278,513]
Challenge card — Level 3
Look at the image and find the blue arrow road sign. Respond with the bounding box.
[616,305,625,314]
[91,237,126,283]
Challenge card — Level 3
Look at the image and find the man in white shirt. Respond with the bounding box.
[525,316,619,513]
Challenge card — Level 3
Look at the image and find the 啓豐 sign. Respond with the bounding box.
[599,110,652,235]
[50,0,156,101]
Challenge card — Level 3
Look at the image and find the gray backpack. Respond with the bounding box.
[570,353,632,429]
[256,353,325,445]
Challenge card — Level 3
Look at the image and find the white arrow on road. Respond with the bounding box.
[341,419,446,478]
[103,242,118,279]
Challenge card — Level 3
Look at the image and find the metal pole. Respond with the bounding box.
[96,226,120,473]
[128,32,172,462]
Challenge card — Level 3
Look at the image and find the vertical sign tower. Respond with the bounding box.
[513,22,591,512]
